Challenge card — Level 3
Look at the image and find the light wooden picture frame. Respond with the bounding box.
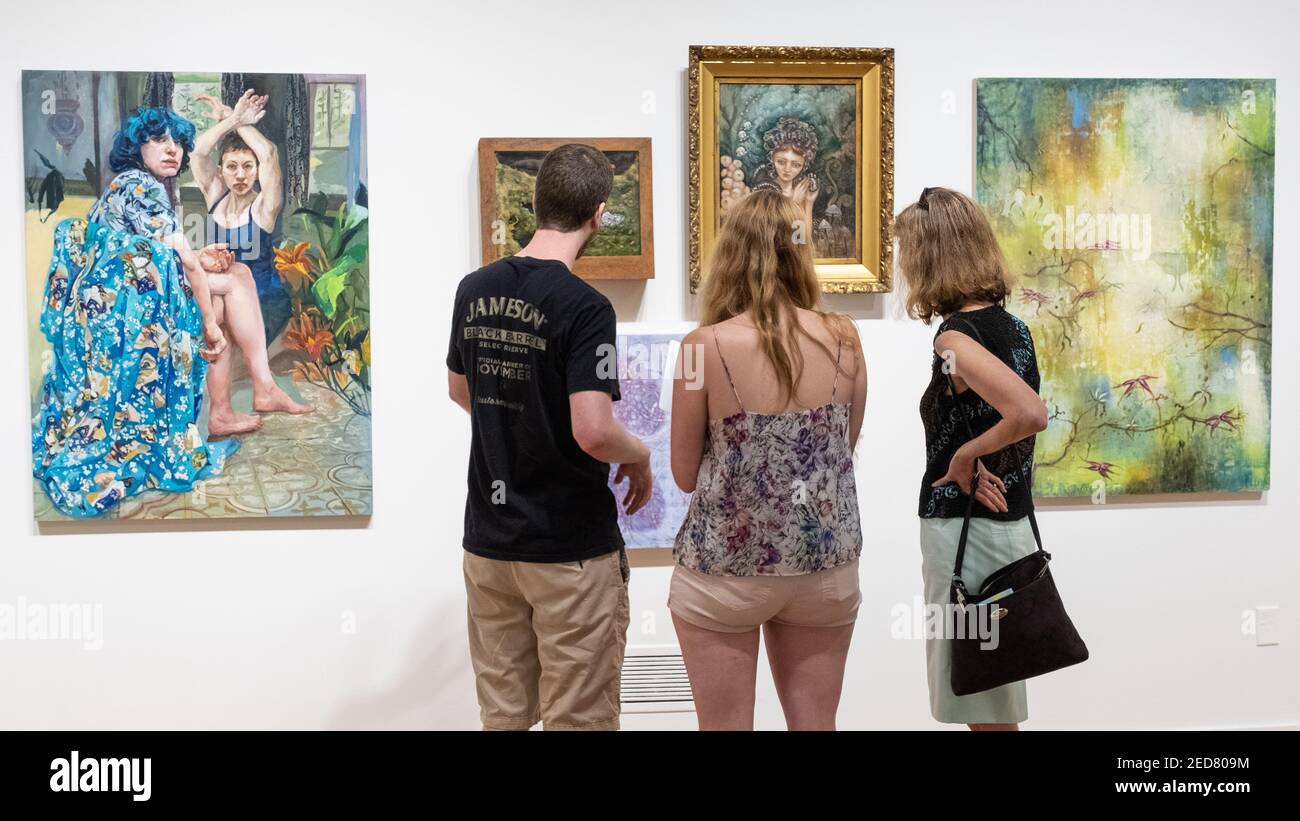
[477,137,655,280]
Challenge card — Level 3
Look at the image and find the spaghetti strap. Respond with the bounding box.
[712,327,745,411]
[830,337,844,402]
[208,189,228,216]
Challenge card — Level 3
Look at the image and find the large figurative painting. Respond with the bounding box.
[606,331,691,560]
[689,45,894,294]
[23,70,371,521]
[478,137,654,279]
[976,78,1275,497]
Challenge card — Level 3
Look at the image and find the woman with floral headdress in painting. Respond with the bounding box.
[750,117,820,243]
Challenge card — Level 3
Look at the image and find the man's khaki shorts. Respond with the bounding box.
[463,548,630,730]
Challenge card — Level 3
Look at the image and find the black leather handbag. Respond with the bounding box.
[944,321,1089,697]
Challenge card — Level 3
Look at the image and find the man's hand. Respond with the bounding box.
[614,458,652,516]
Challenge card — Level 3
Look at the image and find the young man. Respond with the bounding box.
[446,144,652,731]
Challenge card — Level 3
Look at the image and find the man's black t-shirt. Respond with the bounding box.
[446,255,623,562]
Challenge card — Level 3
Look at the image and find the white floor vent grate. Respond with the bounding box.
[620,650,695,712]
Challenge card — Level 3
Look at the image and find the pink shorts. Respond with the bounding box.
[668,560,861,633]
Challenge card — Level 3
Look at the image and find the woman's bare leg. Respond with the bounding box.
[219,263,313,414]
[672,614,759,730]
[763,621,854,730]
[203,293,262,437]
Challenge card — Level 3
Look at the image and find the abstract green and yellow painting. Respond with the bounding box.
[976,78,1274,497]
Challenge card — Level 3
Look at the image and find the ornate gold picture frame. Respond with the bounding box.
[688,45,894,293]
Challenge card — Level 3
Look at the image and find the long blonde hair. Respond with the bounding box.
[698,189,852,406]
[893,187,1010,323]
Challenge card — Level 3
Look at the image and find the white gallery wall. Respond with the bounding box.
[1,0,1296,730]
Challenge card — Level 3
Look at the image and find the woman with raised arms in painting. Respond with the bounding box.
[190,89,313,432]
[34,107,241,517]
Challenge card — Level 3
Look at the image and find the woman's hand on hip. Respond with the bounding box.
[971,459,1009,513]
[932,447,1009,513]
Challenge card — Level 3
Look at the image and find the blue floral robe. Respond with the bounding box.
[32,169,238,517]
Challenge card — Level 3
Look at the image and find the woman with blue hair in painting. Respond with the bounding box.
[34,106,241,516]
[189,89,313,428]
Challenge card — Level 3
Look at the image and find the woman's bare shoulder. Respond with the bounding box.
[795,308,857,345]
[681,325,709,347]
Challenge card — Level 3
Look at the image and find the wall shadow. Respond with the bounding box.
[592,279,648,321]
[326,600,474,730]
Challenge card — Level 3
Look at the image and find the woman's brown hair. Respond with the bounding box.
[893,186,1010,324]
[698,188,854,407]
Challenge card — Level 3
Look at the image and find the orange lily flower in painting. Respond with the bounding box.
[284,312,335,360]
[274,242,315,289]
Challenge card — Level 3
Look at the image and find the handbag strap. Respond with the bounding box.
[941,316,1046,594]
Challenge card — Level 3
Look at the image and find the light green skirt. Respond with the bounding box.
[918,515,1037,725]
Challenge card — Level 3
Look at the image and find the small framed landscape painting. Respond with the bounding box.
[477,137,654,280]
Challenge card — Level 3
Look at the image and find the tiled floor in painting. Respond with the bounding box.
[34,379,372,522]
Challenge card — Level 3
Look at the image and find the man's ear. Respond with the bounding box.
[591,202,606,231]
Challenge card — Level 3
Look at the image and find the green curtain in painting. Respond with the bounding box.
[221,73,246,108]
[283,74,309,208]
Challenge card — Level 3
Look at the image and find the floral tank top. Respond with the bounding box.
[673,329,863,576]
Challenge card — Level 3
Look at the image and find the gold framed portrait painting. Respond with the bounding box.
[688,45,894,293]
[478,137,654,280]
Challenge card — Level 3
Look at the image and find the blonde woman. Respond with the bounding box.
[669,189,867,731]
[895,187,1049,731]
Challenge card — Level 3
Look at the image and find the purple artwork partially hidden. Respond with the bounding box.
[607,333,690,549]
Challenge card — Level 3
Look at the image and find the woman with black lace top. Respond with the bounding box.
[895,187,1049,731]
